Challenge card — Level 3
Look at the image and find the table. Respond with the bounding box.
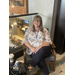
[9,61,30,75]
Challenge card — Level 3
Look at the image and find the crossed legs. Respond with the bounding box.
[29,46,51,75]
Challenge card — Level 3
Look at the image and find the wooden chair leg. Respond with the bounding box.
[52,62,55,71]
[50,62,56,71]
[24,49,26,63]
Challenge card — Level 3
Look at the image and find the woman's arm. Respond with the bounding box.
[25,42,33,49]
[37,42,50,50]
[25,42,36,54]
[35,42,50,53]
[24,28,36,54]
[25,41,50,54]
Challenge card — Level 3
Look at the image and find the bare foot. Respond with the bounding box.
[28,66,34,71]
[22,60,24,63]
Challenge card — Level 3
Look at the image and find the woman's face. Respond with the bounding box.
[33,18,41,28]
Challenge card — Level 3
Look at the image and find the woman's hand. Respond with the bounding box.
[30,47,36,54]
[34,42,50,54]
[34,46,41,54]
[31,46,40,54]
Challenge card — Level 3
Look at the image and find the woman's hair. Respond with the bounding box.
[32,15,44,32]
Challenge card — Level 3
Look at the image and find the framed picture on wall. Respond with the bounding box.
[9,0,24,6]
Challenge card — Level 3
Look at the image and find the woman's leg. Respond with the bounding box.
[37,58,49,75]
[30,46,52,67]
[29,46,51,74]
[37,46,52,75]
[42,45,52,58]
[30,47,44,67]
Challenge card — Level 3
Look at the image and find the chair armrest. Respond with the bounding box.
[23,44,27,50]
[23,44,27,63]
[52,49,56,59]
[52,42,56,49]
[23,44,26,57]
[51,41,56,60]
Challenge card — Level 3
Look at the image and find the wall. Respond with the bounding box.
[9,0,28,14]
[28,0,54,36]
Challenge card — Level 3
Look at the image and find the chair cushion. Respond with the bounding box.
[26,53,55,64]
[45,54,55,62]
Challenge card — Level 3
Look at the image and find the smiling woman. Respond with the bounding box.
[32,15,43,32]
[23,15,52,75]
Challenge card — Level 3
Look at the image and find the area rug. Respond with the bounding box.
[30,56,65,75]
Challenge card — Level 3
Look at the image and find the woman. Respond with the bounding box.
[24,15,52,75]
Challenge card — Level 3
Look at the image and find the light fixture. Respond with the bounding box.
[14,22,17,25]
[12,5,14,8]
[11,24,13,27]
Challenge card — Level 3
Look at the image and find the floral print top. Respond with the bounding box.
[23,27,52,55]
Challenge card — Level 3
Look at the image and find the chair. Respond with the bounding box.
[23,28,56,71]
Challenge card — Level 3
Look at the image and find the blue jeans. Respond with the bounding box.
[30,45,52,75]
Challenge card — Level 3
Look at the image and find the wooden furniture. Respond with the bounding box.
[23,42,56,71]
[46,42,56,71]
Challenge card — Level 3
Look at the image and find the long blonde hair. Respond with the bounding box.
[32,15,44,32]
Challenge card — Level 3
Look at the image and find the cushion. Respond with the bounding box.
[26,53,55,64]
[45,54,55,62]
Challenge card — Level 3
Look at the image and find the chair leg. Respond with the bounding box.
[24,50,26,63]
[50,62,55,71]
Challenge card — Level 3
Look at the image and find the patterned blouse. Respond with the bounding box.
[23,27,52,55]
